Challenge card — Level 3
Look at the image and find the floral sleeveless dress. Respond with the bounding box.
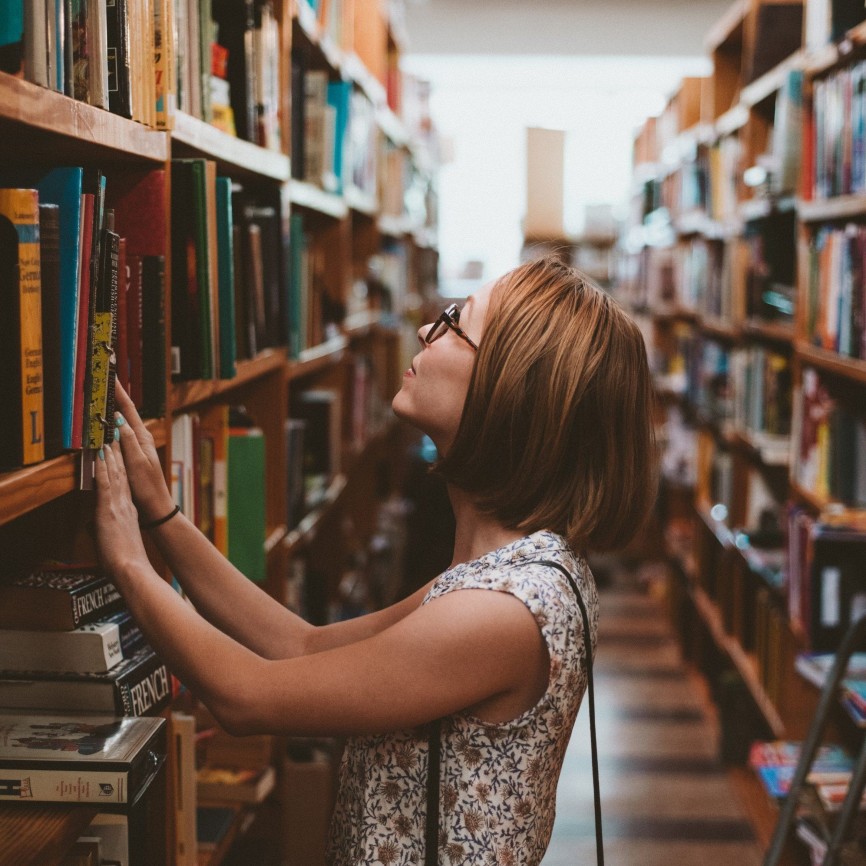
[326,529,598,866]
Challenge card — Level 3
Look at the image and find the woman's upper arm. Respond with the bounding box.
[232,587,548,737]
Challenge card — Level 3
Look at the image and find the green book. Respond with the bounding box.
[227,427,266,583]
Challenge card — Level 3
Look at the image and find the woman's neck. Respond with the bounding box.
[447,485,526,568]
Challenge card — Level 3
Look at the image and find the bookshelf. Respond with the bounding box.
[622,0,866,860]
[0,0,437,862]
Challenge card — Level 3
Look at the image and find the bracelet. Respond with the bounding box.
[139,504,181,530]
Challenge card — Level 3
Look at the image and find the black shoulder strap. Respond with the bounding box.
[425,558,604,866]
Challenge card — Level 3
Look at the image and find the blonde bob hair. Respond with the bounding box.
[436,256,657,554]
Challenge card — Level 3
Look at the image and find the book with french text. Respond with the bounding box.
[0,713,165,805]
[0,569,123,631]
[0,187,45,468]
[0,645,172,716]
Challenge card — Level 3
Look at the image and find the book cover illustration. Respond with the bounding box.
[0,713,164,804]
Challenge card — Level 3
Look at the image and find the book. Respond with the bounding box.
[36,166,84,450]
[196,804,238,851]
[38,202,63,459]
[0,713,165,804]
[71,188,94,450]
[141,255,166,418]
[227,425,266,583]
[196,763,275,804]
[0,187,45,468]
[105,0,131,118]
[0,645,171,716]
[0,608,145,674]
[0,569,124,631]
[0,1,24,75]
[169,713,197,865]
[750,740,854,799]
[215,176,237,379]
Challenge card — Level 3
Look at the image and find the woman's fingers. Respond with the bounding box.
[114,382,149,439]
[95,448,109,490]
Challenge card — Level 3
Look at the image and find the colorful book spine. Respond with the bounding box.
[0,187,45,468]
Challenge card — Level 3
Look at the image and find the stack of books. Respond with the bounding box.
[0,565,171,717]
[749,740,854,800]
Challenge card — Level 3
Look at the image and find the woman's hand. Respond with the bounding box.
[113,381,174,523]
[94,443,151,580]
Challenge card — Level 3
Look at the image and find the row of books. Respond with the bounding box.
[796,651,866,726]
[750,739,855,801]
[806,224,866,361]
[792,368,866,506]
[788,506,866,651]
[0,0,169,127]
[811,59,866,201]
[0,170,166,471]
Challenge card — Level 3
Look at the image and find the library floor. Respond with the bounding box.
[542,564,764,866]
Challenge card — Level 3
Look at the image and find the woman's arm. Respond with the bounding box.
[113,383,432,657]
[94,444,546,737]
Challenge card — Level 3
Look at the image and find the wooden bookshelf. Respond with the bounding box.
[798,194,866,222]
[795,342,866,385]
[289,180,350,219]
[171,112,291,182]
[0,804,98,866]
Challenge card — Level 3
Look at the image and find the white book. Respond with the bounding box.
[87,0,109,108]
[23,0,49,87]
[0,619,125,673]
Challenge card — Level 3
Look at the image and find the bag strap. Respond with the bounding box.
[425,558,603,866]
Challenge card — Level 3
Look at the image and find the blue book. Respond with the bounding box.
[36,167,84,450]
[0,1,23,74]
[215,177,236,380]
[327,81,352,194]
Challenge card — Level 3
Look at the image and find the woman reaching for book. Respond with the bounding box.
[94,255,656,866]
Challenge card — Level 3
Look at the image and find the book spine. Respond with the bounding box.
[0,188,45,468]
[105,0,132,118]
[0,768,129,803]
[141,255,166,418]
[69,578,124,628]
[216,177,237,379]
[116,652,172,716]
[38,203,63,459]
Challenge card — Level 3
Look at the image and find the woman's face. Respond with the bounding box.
[392,283,492,452]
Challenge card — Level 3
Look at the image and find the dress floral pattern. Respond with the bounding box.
[326,530,599,866]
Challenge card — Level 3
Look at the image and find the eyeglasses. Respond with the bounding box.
[425,303,478,351]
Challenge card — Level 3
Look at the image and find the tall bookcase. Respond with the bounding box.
[0,0,438,862]
[620,0,866,860]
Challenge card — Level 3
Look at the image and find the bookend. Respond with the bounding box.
[764,613,866,866]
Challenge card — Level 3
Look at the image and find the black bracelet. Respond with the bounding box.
[139,504,181,530]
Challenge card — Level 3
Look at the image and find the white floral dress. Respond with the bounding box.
[326,529,599,866]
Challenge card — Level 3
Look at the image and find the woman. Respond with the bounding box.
[94,256,656,865]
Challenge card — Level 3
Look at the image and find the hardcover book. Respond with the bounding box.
[38,202,63,459]
[0,569,123,631]
[0,187,45,468]
[0,646,171,716]
[0,713,165,805]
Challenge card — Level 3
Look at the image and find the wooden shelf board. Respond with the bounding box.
[715,104,749,138]
[795,341,866,385]
[171,350,288,414]
[288,336,349,380]
[739,51,804,108]
[806,20,866,77]
[742,319,795,345]
[704,0,748,52]
[0,73,167,163]
[799,194,866,222]
[700,317,741,341]
[342,52,387,108]
[289,180,348,218]
[343,309,382,338]
[0,803,98,866]
[376,105,409,147]
[727,765,781,851]
[283,473,348,556]
[171,112,290,182]
[377,213,412,238]
[0,419,165,526]
[692,585,786,737]
[344,184,378,216]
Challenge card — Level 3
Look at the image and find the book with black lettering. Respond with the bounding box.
[0,569,124,631]
[0,646,172,716]
[0,713,165,806]
[0,609,146,674]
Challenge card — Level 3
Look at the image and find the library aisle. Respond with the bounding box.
[543,564,762,866]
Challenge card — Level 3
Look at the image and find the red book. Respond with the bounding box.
[71,193,94,450]
[107,171,167,258]
[126,254,144,407]
[115,237,129,393]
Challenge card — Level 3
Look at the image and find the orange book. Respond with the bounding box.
[0,187,44,467]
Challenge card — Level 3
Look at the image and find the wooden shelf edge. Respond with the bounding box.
[704,0,748,53]
[283,473,348,556]
[0,73,168,162]
[171,112,290,182]
[171,350,288,414]
[799,194,866,222]
[795,341,866,385]
[742,320,795,345]
[0,803,99,866]
[692,585,786,738]
[289,180,348,218]
[288,336,348,380]
[739,51,805,108]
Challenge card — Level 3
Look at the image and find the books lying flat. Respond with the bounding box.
[0,569,123,630]
[0,609,145,673]
[196,763,275,804]
[750,740,854,799]
[0,647,171,716]
[0,713,165,804]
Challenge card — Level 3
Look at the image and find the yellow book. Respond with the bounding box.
[0,188,44,467]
